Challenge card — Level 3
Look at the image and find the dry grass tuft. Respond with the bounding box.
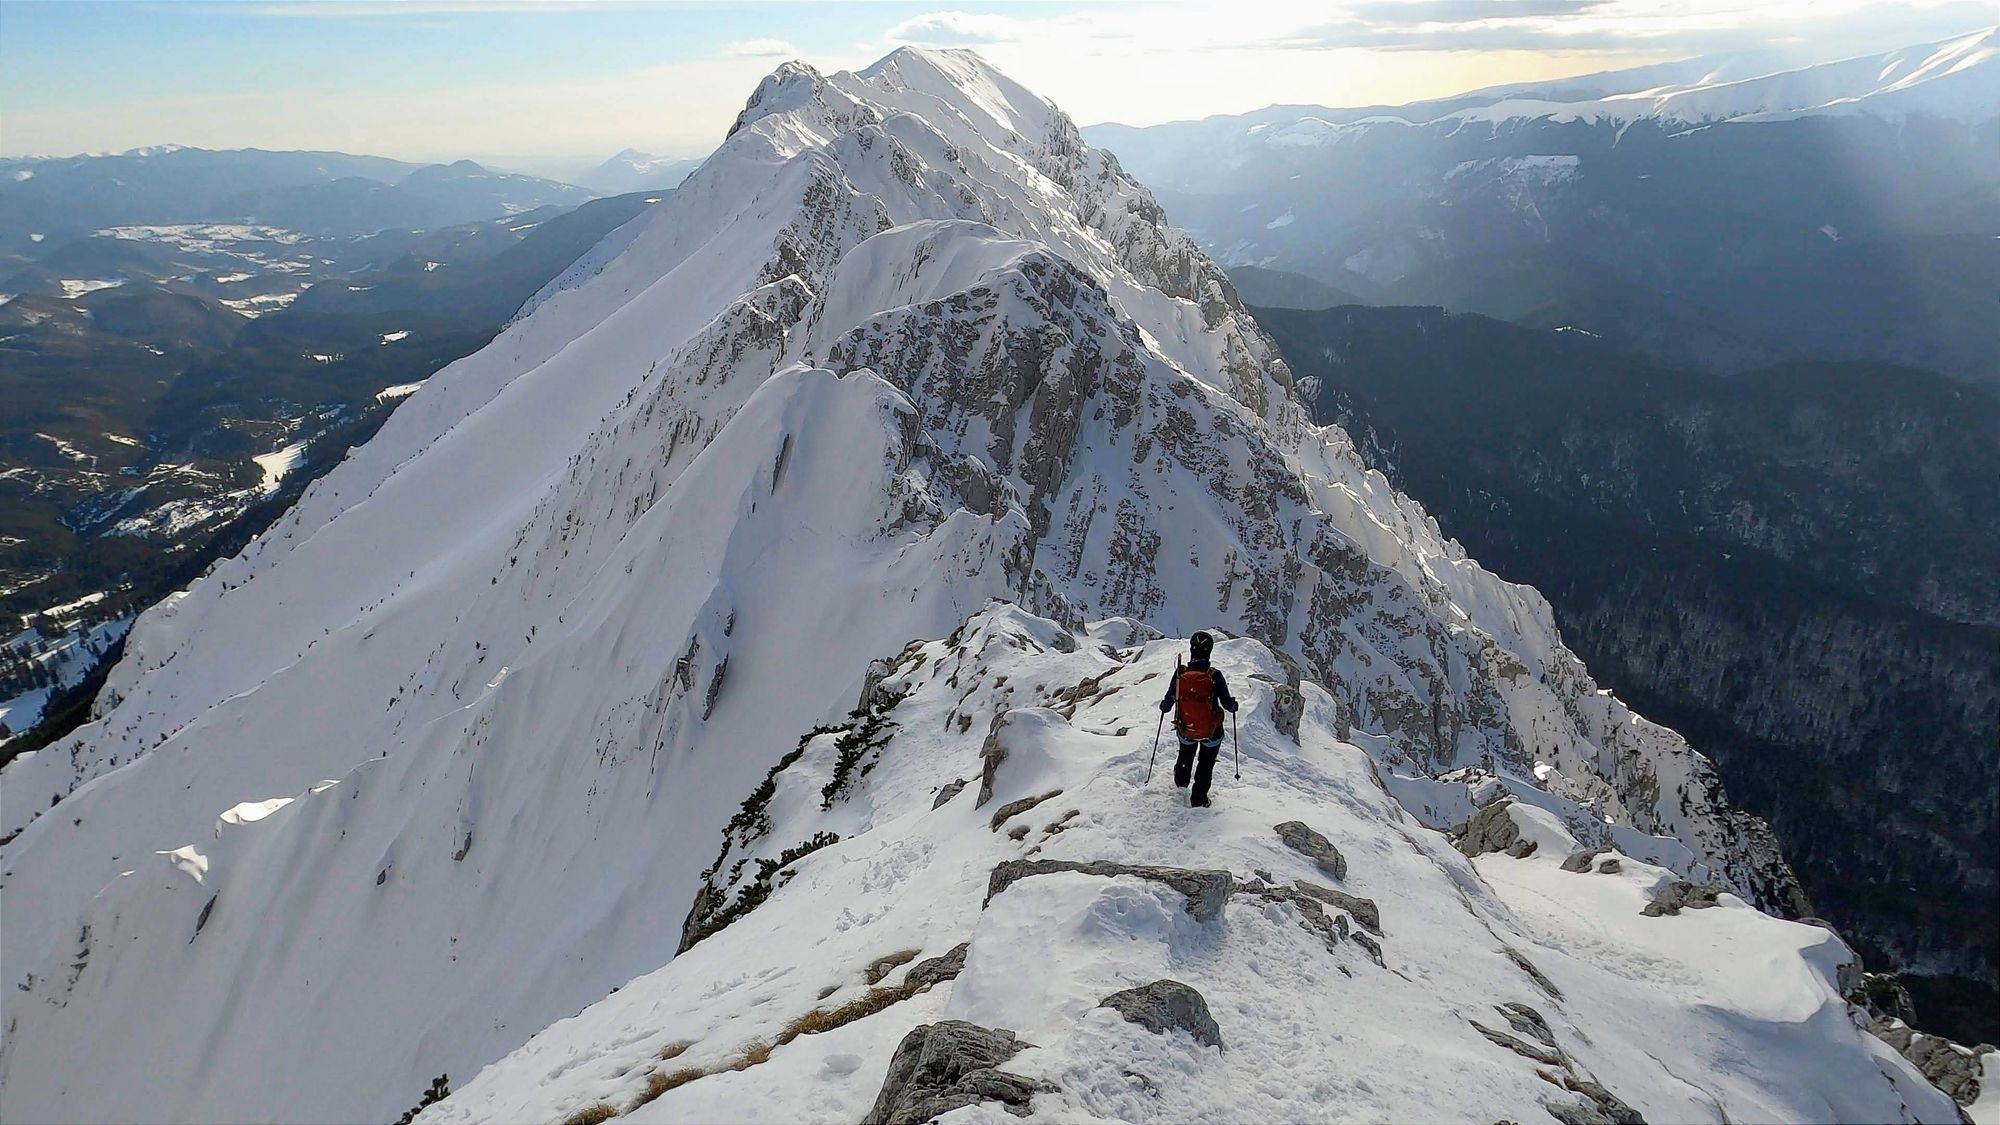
[561,1104,619,1125]
[631,1066,708,1109]
[776,982,916,1046]
[656,1039,693,1061]
[726,1038,774,1071]
[865,948,922,986]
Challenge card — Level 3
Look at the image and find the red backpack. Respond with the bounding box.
[1175,666,1222,741]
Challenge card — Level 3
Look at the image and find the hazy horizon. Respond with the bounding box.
[4,0,1994,174]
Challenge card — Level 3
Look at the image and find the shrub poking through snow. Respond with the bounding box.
[560,1103,618,1125]
[780,983,917,1045]
[774,946,960,1046]
[395,1074,450,1124]
[656,1039,693,1061]
[820,689,908,809]
[728,1038,774,1070]
[865,949,922,986]
[683,831,841,949]
[681,681,912,952]
[632,1067,706,1109]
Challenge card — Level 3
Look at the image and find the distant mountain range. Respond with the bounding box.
[573,148,706,194]
[1086,29,2000,385]
[0,187,669,758]
[1254,304,2000,1042]
[0,148,596,253]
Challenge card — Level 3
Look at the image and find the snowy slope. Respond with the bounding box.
[425,608,1958,1125]
[578,148,705,194]
[0,48,1881,1124]
[1449,27,1998,127]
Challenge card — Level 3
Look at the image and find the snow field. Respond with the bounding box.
[430,611,1950,1123]
[0,45,1927,1125]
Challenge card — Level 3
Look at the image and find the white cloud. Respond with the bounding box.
[720,37,800,58]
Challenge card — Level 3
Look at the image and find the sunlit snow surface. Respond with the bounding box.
[251,441,307,494]
[0,46,1953,1125]
[435,613,1948,1125]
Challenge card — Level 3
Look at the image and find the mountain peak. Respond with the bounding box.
[3,44,1955,1125]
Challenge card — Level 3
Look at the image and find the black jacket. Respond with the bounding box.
[1159,658,1238,720]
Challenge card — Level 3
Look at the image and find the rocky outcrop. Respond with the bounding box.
[861,1021,1040,1124]
[1505,948,1563,1000]
[904,943,970,992]
[974,711,1011,808]
[1463,1001,1645,1124]
[1868,1019,1993,1108]
[1288,879,1382,935]
[1098,979,1223,1049]
[985,859,1231,922]
[1454,797,1537,859]
[932,778,967,809]
[1642,880,1726,917]
[989,788,1062,831]
[1275,821,1348,881]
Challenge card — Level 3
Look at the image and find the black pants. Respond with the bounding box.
[1174,736,1223,806]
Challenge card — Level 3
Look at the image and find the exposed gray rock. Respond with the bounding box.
[1275,821,1348,881]
[1505,947,1563,1000]
[1542,1086,1647,1125]
[989,788,1063,832]
[1496,1002,1558,1048]
[932,778,968,810]
[1595,858,1622,874]
[1470,1018,1563,1067]
[986,859,1232,922]
[1641,879,1726,917]
[1455,797,1531,858]
[1236,879,1384,964]
[862,1021,1039,1125]
[1098,979,1223,1049]
[1290,879,1382,935]
[1868,1018,1993,1107]
[676,885,713,956]
[1561,846,1611,873]
[1350,928,1384,967]
[1554,1076,1646,1125]
[1271,683,1304,743]
[974,710,1012,809]
[904,943,970,992]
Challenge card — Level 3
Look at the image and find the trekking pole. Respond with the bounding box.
[1233,710,1241,779]
[1146,657,1180,784]
[1146,709,1165,784]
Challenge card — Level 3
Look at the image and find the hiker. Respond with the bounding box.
[1158,631,1238,807]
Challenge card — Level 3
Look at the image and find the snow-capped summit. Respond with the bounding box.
[0,46,1970,1125]
[1447,26,1998,126]
[577,148,704,194]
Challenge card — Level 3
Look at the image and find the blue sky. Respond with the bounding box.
[3,0,1992,169]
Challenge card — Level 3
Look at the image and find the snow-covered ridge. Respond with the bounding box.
[1354,27,1999,133]
[425,606,1960,1124]
[0,47,1841,1123]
